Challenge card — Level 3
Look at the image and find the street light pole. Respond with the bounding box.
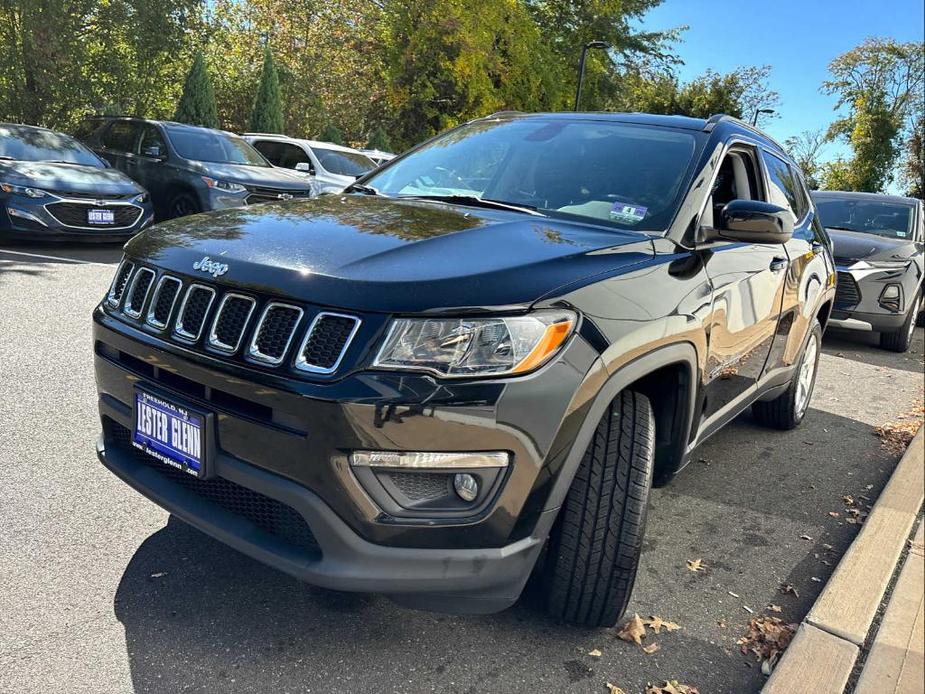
[751,108,776,126]
[574,40,610,112]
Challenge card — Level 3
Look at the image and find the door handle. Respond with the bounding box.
[769,257,789,271]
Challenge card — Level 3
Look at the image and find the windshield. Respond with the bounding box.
[165,126,269,166]
[314,147,376,176]
[815,198,915,239]
[363,118,699,231]
[0,125,103,167]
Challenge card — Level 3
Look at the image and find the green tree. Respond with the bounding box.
[174,50,219,128]
[821,37,924,192]
[784,129,828,188]
[899,114,924,199]
[366,126,392,151]
[250,45,283,133]
[319,123,344,145]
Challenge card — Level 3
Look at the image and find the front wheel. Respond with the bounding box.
[753,319,822,430]
[541,390,655,627]
[880,291,921,353]
[169,192,201,219]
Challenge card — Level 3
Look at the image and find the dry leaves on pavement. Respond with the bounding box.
[605,683,626,694]
[645,680,700,694]
[641,642,661,654]
[874,400,924,454]
[616,614,681,654]
[617,613,647,645]
[686,558,706,572]
[737,616,798,675]
[588,648,602,657]
[779,582,799,597]
[643,616,681,634]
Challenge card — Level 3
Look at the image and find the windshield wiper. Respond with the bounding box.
[399,194,544,216]
[0,155,15,161]
[345,182,380,195]
[824,225,858,232]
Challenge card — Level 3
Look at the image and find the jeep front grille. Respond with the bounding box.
[105,262,360,377]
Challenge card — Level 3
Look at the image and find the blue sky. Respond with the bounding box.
[640,0,925,163]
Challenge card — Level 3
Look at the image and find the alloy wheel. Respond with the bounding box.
[794,332,819,418]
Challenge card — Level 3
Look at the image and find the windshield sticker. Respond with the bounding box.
[896,231,907,237]
[610,203,647,225]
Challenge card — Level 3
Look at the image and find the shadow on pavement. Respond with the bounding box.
[822,325,924,374]
[0,241,124,265]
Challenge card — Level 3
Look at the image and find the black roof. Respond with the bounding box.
[82,115,237,137]
[812,190,921,206]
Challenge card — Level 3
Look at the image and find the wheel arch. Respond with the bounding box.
[539,342,699,522]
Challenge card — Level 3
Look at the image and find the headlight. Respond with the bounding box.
[373,310,576,378]
[132,192,149,204]
[201,177,246,193]
[0,182,49,198]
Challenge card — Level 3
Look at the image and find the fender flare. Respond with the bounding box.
[536,342,699,532]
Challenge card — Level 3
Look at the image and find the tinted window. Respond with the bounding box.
[165,126,269,166]
[313,147,375,176]
[761,151,801,222]
[0,125,103,167]
[138,126,166,157]
[73,119,103,142]
[814,197,915,240]
[253,140,311,169]
[102,121,142,153]
[365,119,699,231]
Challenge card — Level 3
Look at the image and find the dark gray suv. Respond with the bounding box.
[76,117,316,220]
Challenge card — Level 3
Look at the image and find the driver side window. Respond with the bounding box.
[703,147,762,227]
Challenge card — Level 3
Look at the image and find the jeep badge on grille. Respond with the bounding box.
[193,256,229,278]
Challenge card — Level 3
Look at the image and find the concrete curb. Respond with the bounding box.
[763,426,924,693]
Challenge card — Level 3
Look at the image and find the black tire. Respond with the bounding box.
[753,319,822,430]
[169,192,201,219]
[542,390,655,628]
[880,291,921,352]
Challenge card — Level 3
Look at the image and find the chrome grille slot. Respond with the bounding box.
[295,312,361,374]
[248,303,303,364]
[208,293,256,353]
[107,260,134,307]
[146,276,182,329]
[123,267,155,318]
[175,284,216,340]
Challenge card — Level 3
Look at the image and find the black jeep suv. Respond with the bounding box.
[94,113,835,627]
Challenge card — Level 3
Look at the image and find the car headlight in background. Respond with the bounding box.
[373,310,576,377]
[132,192,149,204]
[0,182,49,198]
[201,177,246,193]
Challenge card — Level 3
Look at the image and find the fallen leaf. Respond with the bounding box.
[737,616,798,672]
[646,681,700,694]
[717,619,727,628]
[642,642,661,655]
[843,495,855,506]
[617,613,647,645]
[828,512,840,518]
[874,401,924,454]
[643,616,681,634]
[605,683,626,694]
[588,648,602,657]
[767,604,782,613]
[761,652,781,676]
[686,558,706,572]
[780,583,800,598]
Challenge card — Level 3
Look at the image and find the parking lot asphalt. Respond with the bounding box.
[1,243,923,694]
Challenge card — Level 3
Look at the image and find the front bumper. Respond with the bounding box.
[1,195,154,242]
[93,305,599,610]
[832,265,920,331]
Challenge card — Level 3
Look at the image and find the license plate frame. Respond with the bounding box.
[132,387,214,479]
[87,208,115,225]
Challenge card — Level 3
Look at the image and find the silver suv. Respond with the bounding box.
[243,134,377,194]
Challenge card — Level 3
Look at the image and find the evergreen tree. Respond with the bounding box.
[366,127,393,152]
[250,45,284,133]
[174,51,219,128]
[319,124,344,145]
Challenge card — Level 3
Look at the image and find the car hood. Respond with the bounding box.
[0,160,143,196]
[125,195,654,312]
[193,161,313,191]
[827,228,919,265]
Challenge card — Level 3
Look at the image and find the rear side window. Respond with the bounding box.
[761,151,802,222]
[73,119,103,142]
[102,121,142,153]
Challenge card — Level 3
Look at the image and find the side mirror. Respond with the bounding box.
[294,161,314,175]
[142,145,164,160]
[704,199,794,244]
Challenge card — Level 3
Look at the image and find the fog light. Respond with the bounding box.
[879,284,902,312]
[453,473,479,502]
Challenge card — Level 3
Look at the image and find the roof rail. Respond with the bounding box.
[485,110,522,118]
[703,113,787,154]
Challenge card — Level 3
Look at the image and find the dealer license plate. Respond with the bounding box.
[133,389,206,477]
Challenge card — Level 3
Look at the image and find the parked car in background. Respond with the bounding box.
[813,191,924,352]
[243,133,377,193]
[360,149,396,166]
[94,112,835,627]
[1,122,153,242]
[76,117,316,220]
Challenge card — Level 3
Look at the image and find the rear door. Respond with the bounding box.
[760,151,832,378]
[125,124,170,207]
[699,143,790,430]
[98,121,143,178]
